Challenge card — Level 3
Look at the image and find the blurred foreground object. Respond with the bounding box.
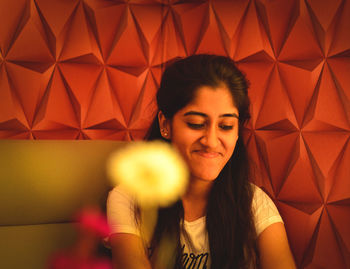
[49,207,112,269]
[106,141,188,268]
[107,141,189,208]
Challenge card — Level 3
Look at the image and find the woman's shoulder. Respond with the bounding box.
[107,185,139,210]
[249,183,284,236]
[250,183,270,200]
[250,183,276,204]
[107,186,140,236]
[108,185,134,199]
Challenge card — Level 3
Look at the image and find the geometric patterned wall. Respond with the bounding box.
[0,0,349,268]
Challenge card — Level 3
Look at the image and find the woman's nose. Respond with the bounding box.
[200,126,219,148]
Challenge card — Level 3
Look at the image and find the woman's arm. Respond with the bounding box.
[110,233,152,269]
[257,222,296,269]
[107,187,152,269]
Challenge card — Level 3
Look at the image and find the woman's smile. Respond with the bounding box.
[193,150,222,158]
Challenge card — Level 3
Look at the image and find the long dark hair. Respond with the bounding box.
[146,54,258,268]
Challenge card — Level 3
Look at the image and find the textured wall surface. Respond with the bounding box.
[0,0,349,268]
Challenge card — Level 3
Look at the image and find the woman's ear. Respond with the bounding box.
[158,111,171,139]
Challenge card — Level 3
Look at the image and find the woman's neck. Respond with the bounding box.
[181,178,214,222]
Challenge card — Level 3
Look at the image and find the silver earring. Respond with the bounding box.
[161,129,168,137]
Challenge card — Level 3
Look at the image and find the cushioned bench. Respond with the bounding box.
[0,140,125,269]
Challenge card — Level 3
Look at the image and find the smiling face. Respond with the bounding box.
[159,85,239,182]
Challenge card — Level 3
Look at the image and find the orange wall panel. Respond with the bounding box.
[0,0,349,268]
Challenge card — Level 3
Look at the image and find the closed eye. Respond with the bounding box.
[187,122,233,131]
[187,123,204,129]
[219,125,233,130]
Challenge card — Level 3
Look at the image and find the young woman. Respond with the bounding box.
[107,54,296,269]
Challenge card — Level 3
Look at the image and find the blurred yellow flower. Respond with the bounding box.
[107,141,189,208]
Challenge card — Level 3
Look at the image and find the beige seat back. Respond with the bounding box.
[0,140,125,269]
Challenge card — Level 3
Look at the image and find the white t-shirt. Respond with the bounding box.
[107,184,283,269]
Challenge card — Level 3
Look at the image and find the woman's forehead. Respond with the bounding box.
[184,85,238,114]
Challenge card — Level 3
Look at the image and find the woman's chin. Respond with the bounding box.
[190,171,220,182]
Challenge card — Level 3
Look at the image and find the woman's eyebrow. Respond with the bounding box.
[183,111,239,118]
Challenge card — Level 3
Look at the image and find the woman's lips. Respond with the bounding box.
[194,150,221,158]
